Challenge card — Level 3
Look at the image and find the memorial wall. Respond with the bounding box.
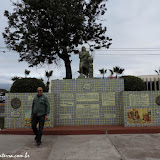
[51,79,124,126]
[122,91,160,127]
[4,79,160,128]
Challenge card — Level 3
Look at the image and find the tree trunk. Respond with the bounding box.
[58,50,72,79]
[64,58,72,79]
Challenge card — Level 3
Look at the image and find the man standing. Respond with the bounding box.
[31,87,50,147]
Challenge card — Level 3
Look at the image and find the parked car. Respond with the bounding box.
[0,96,5,103]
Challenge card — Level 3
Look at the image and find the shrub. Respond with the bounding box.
[120,76,147,91]
[10,78,46,93]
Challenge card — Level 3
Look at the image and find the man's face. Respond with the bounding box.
[37,87,43,96]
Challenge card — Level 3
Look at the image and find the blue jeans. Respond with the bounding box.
[31,114,45,143]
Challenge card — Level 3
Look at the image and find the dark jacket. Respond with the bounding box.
[32,94,50,116]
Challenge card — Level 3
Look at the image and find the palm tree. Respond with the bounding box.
[99,68,107,79]
[24,69,30,77]
[45,70,53,91]
[45,70,53,82]
[155,68,160,75]
[109,69,114,78]
[113,66,124,78]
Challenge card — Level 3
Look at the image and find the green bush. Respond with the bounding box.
[120,76,147,91]
[0,117,4,129]
[10,78,46,93]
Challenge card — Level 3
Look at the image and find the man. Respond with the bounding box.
[31,87,50,147]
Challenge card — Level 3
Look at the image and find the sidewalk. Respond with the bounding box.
[1,134,160,160]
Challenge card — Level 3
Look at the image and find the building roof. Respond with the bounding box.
[138,75,160,81]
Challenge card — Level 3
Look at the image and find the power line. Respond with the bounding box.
[0,51,10,53]
[2,47,160,55]
[104,48,160,49]
[0,54,160,62]
[99,53,160,55]
[96,50,160,52]
[2,50,160,53]
[1,47,160,50]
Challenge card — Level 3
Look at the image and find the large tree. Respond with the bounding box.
[3,0,112,79]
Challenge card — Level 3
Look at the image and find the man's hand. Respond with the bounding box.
[45,115,48,120]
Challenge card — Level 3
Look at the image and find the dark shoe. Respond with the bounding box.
[34,136,37,141]
[37,142,41,147]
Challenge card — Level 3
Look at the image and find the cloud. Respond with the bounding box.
[1,0,160,88]
[105,0,160,48]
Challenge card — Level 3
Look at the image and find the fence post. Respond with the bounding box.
[146,78,148,91]
[154,78,157,91]
[150,78,152,91]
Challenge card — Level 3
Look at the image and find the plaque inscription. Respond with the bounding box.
[129,94,149,106]
[76,93,99,102]
[102,92,115,106]
[60,93,74,107]
[59,114,72,119]
[104,113,116,118]
[28,95,34,101]
[76,104,99,118]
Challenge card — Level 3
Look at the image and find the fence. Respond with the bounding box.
[142,78,160,91]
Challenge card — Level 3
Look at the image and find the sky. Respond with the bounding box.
[1,0,160,90]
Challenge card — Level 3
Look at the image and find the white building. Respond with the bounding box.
[138,75,160,91]
[138,75,160,82]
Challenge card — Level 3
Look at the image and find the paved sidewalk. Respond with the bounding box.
[0,134,160,160]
